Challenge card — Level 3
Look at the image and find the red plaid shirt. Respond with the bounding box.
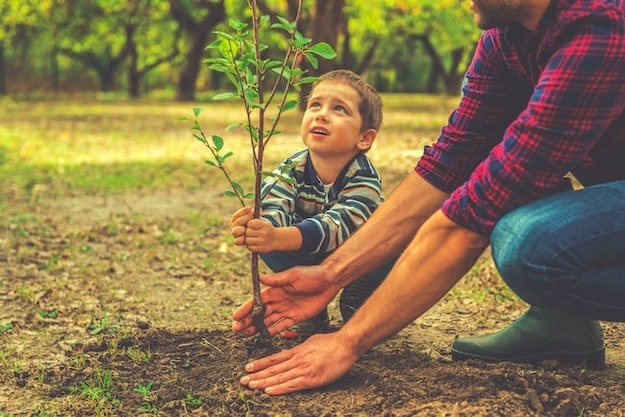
[416,0,625,236]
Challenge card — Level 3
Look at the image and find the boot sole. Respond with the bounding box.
[451,347,606,370]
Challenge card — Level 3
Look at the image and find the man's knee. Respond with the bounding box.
[491,206,551,293]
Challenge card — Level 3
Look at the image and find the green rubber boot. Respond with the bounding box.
[451,307,605,369]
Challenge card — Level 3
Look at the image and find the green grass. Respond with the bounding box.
[0,94,457,200]
[0,99,253,199]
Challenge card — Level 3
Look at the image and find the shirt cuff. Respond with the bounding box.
[294,221,323,254]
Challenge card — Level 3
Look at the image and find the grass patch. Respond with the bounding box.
[0,95,455,200]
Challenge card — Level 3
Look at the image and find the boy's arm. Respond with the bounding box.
[295,166,382,255]
[243,220,303,253]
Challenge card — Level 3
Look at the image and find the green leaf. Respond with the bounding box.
[204,160,216,167]
[272,66,292,80]
[296,76,319,85]
[264,60,282,70]
[226,122,241,132]
[193,107,203,118]
[212,30,235,41]
[306,53,319,69]
[212,92,237,101]
[205,39,223,50]
[225,191,236,197]
[272,16,295,33]
[244,89,259,103]
[212,135,224,151]
[280,100,299,112]
[308,42,337,59]
[246,125,260,142]
[228,19,247,32]
[293,32,311,48]
[232,182,244,194]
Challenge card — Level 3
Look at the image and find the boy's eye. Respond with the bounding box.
[308,101,321,109]
[335,104,348,113]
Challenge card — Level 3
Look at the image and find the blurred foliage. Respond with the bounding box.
[0,0,480,97]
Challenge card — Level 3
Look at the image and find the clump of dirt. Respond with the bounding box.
[1,190,624,416]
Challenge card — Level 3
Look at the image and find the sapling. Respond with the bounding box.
[187,0,336,343]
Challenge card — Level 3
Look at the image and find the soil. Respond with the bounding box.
[1,186,625,416]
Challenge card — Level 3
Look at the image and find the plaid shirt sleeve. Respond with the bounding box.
[417,4,625,236]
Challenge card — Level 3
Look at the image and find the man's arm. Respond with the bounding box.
[328,170,448,289]
[240,208,489,395]
[232,171,449,335]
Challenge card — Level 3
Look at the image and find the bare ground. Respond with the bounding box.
[1,185,625,417]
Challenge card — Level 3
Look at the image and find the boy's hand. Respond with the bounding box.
[243,218,277,253]
[230,206,254,246]
[230,207,302,253]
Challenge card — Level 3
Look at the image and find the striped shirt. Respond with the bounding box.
[417,0,625,236]
[260,149,383,254]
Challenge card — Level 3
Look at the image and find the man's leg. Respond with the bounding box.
[339,259,396,322]
[452,180,625,367]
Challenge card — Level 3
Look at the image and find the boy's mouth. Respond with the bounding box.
[311,127,329,135]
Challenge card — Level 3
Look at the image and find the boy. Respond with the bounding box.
[230,69,390,338]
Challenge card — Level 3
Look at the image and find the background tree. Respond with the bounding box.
[169,0,226,101]
[123,0,182,98]
[51,1,128,93]
[0,0,480,96]
[0,0,43,95]
[346,0,479,94]
[254,0,345,107]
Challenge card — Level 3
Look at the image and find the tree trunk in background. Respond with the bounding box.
[170,0,226,102]
[418,33,468,95]
[0,41,5,95]
[50,46,60,93]
[298,0,345,109]
[125,24,141,98]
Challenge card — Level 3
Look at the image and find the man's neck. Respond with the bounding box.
[521,0,552,30]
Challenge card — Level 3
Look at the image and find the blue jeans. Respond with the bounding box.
[491,180,625,322]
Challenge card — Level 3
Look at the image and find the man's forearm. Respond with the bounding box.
[325,171,449,290]
[341,210,490,357]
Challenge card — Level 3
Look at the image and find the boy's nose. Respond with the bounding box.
[315,111,329,121]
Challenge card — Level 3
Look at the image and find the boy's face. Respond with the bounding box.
[301,81,374,160]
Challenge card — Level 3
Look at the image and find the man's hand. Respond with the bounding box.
[240,332,359,395]
[232,265,338,336]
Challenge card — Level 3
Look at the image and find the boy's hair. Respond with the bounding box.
[311,69,383,132]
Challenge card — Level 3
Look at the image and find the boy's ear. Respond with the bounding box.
[357,129,377,151]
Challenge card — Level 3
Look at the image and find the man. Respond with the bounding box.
[232,0,625,395]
